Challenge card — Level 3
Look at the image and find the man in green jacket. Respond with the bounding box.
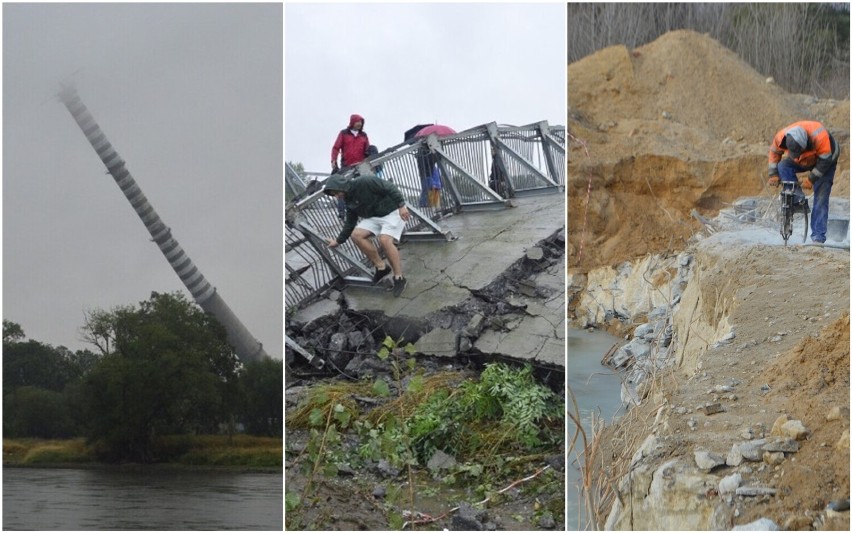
[324,173,411,297]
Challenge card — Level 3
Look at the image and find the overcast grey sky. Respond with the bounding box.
[3,4,283,357]
[285,2,566,174]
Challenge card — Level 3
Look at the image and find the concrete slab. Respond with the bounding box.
[342,193,566,368]
[345,193,565,318]
[291,297,340,328]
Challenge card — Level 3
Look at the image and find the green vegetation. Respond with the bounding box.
[4,438,93,464]
[4,435,281,468]
[286,337,564,529]
[287,161,306,175]
[3,291,282,464]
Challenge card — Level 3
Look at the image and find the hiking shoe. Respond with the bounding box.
[392,276,407,297]
[372,265,392,284]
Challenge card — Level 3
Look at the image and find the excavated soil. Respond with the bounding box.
[569,30,850,530]
[568,29,850,273]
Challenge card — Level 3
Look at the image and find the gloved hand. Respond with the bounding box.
[802,175,814,189]
[332,161,339,173]
[768,175,780,187]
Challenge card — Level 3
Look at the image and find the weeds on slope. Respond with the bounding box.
[286,337,565,529]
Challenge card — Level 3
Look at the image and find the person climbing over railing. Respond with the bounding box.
[323,173,412,297]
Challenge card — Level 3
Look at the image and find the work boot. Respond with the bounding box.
[392,276,407,297]
[372,265,392,284]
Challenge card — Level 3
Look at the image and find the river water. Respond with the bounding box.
[3,467,283,530]
[567,327,625,530]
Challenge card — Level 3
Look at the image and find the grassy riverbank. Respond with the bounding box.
[4,435,282,469]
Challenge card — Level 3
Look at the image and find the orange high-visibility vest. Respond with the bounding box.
[768,120,836,178]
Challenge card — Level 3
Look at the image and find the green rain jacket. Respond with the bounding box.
[325,173,407,244]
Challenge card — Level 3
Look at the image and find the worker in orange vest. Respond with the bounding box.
[768,120,840,244]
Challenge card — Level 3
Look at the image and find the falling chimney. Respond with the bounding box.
[59,86,268,363]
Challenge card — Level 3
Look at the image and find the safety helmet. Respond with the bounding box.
[785,126,807,159]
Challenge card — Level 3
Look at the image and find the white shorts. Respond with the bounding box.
[355,210,405,242]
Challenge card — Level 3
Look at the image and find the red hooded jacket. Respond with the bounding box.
[331,114,370,168]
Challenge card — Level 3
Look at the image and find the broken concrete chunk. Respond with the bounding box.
[826,405,850,421]
[518,282,538,297]
[525,247,544,261]
[630,435,659,467]
[605,346,633,369]
[770,414,789,436]
[414,328,458,357]
[736,486,778,497]
[427,449,457,472]
[781,420,811,440]
[762,437,799,453]
[628,338,653,358]
[718,473,742,495]
[827,499,851,512]
[762,451,785,466]
[738,439,768,461]
[700,403,725,415]
[726,444,744,466]
[732,517,779,530]
[694,450,725,471]
[464,313,485,337]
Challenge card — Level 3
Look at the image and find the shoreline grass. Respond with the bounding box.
[4,435,282,469]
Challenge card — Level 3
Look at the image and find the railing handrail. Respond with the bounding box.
[285,120,564,312]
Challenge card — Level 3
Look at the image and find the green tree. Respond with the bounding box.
[287,161,305,175]
[3,320,25,343]
[79,291,241,462]
[3,338,76,392]
[3,321,94,438]
[4,386,75,438]
[238,357,283,436]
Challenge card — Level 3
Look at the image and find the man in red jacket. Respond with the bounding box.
[330,114,371,220]
[331,114,370,172]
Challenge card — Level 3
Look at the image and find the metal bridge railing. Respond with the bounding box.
[285,120,564,311]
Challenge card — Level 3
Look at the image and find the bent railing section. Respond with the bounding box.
[285,120,564,312]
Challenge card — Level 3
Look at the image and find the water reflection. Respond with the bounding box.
[3,467,282,530]
[567,327,624,530]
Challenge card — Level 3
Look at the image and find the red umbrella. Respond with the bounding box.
[414,124,457,138]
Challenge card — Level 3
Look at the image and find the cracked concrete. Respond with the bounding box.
[289,193,566,370]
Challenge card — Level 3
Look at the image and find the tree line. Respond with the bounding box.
[567,3,850,99]
[3,291,282,463]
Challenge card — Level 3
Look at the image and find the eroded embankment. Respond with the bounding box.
[571,236,850,530]
[569,146,779,274]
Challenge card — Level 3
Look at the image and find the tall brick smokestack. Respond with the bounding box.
[59,86,268,362]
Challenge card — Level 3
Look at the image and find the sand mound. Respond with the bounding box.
[568,29,850,272]
[569,30,799,145]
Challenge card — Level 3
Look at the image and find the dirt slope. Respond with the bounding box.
[568,29,850,273]
[570,30,850,530]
